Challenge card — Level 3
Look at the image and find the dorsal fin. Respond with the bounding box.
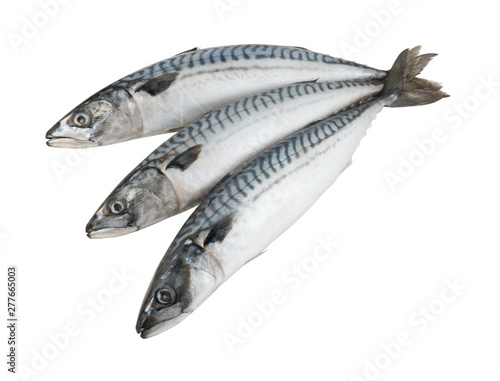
[166,125,186,133]
[135,72,179,96]
[175,47,200,56]
[290,78,319,85]
[212,170,234,190]
[166,145,202,171]
[204,214,235,247]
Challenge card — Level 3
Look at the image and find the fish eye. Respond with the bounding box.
[72,110,92,128]
[109,199,126,215]
[155,285,176,306]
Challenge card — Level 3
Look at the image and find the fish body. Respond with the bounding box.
[135,47,448,338]
[46,45,386,148]
[136,96,384,338]
[86,80,385,238]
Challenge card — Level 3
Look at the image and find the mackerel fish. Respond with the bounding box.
[135,47,448,337]
[46,45,388,148]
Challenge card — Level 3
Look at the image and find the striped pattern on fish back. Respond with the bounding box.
[142,80,381,165]
[113,45,383,87]
[171,99,375,248]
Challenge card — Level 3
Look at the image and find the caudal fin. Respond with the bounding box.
[381,46,449,108]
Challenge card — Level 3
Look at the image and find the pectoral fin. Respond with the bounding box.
[204,214,235,247]
[166,145,202,171]
[135,72,179,96]
[341,159,353,174]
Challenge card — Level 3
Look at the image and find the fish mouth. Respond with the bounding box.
[86,226,139,239]
[46,137,99,148]
[136,313,189,339]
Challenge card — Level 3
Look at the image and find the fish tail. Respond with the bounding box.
[381,46,449,107]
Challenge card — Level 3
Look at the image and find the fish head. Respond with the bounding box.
[86,166,180,238]
[46,87,142,148]
[136,242,222,338]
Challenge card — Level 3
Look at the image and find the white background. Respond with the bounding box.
[1,0,499,380]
